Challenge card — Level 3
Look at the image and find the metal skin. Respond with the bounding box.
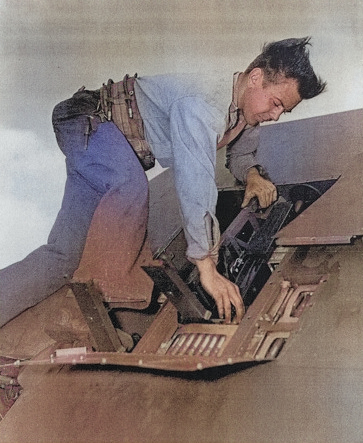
[43,265,328,371]
[7,172,355,371]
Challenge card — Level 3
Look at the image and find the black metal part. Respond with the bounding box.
[247,201,293,257]
[187,188,325,314]
[142,266,212,323]
[148,180,336,322]
[191,200,294,312]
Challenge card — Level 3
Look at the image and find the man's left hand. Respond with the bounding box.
[242,167,277,208]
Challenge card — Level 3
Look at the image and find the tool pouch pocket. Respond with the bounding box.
[52,89,101,155]
[99,75,155,171]
[52,89,100,123]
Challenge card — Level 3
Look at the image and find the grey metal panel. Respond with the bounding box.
[276,152,363,245]
[148,167,182,253]
[257,109,363,185]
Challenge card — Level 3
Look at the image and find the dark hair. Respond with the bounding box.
[246,37,326,99]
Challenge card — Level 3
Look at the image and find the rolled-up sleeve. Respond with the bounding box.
[169,96,223,260]
[226,125,260,183]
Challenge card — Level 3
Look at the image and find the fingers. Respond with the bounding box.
[214,280,245,324]
[196,256,245,324]
[257,183,277,208]
[242,179,277,209]
[231,285,245,323]
[226,283,245,324]
[241,190,254,208]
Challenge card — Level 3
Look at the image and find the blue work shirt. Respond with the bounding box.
[135,73,259,260]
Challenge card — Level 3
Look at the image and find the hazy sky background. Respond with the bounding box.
[1,0,362,268]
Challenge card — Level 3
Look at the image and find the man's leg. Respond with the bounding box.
[0,170,102,327]
[0,120,144,327]
[72,162,154,309]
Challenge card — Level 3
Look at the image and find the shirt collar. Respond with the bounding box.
[217,72,252,146]
[227,71,250,131]
[228,72,240,129]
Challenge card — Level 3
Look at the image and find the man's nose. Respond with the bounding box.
[270,107,284,121]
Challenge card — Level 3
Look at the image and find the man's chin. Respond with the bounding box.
[245,116,260,127]
[241,110,259,127]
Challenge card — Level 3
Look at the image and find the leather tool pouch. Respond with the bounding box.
[99,74,155,171]
[52,89,100,123]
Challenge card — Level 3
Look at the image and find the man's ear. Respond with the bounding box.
[247,68,264,88]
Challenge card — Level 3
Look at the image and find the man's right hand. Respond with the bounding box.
[241,167,277,209]
[195,256,245,324]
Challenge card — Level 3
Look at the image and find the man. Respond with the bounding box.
[0,37,326,327]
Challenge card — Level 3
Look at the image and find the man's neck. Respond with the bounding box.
[235,72,247,110]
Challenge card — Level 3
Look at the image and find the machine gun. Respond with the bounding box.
[185,198,294,318]
[156,181,334,322]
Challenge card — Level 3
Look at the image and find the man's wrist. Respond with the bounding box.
[195,255,215,273]
[247,166,260,176]
[247,164,266,180]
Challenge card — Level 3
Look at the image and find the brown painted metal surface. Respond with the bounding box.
[1,248,331,373]
[71,282,124,352]
[1,241,363,442]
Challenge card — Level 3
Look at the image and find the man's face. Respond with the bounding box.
[238,68,302,126]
